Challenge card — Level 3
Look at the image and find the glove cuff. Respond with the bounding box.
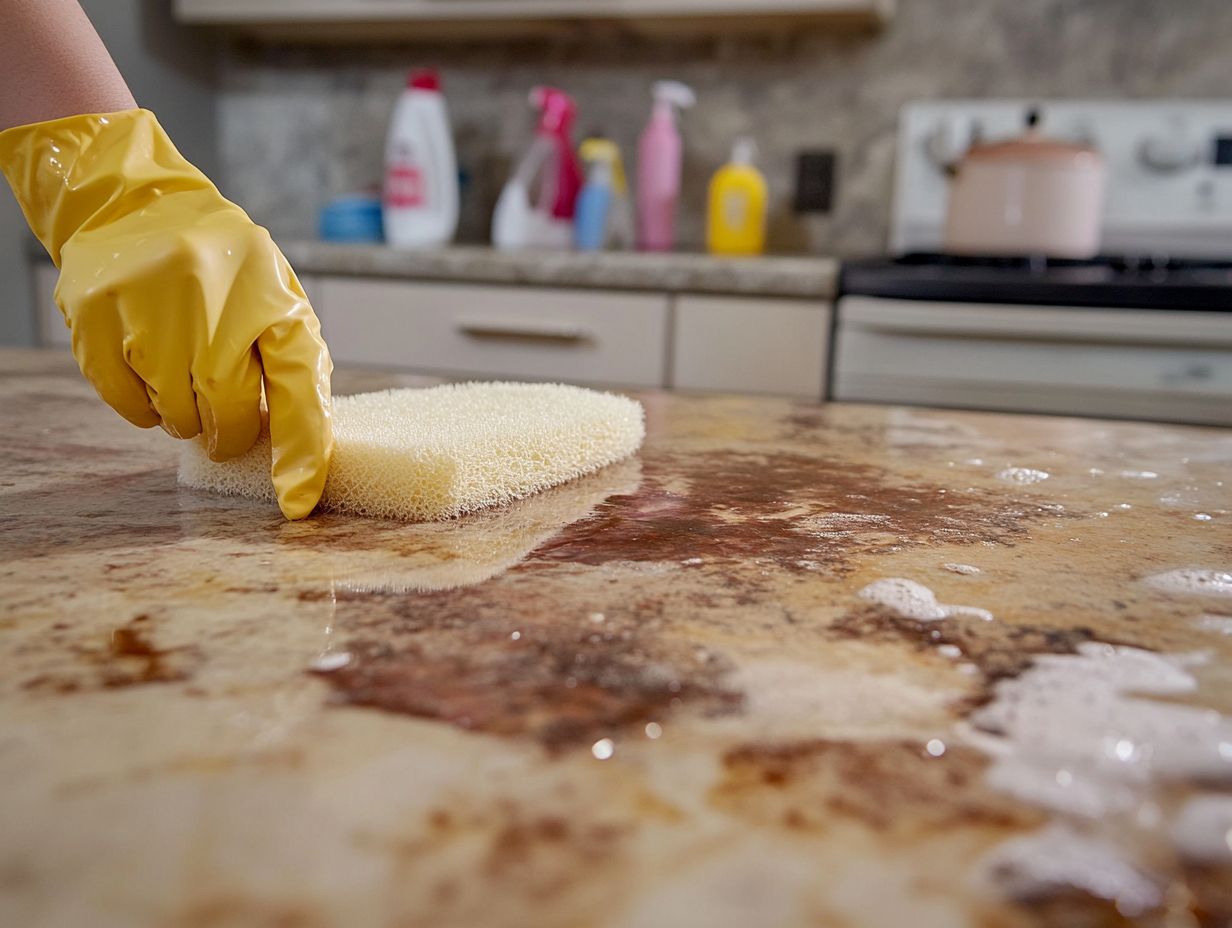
[0,108,216,266]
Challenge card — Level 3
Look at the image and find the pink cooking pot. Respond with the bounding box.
[944,111,1107,259]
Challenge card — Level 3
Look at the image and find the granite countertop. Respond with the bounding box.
[3,347,1231,927]
[281,241,840,299]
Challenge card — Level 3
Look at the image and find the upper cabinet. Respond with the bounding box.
[172,0,894,41]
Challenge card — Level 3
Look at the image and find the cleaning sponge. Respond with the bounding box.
[178,381,645,521]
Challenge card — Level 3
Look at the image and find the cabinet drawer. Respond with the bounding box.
[319,277,668,387]
[672,295,830,398]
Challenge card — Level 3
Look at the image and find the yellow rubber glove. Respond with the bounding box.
[0,109,332,519]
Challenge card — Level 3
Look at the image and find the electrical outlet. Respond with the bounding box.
[794,150,836,214]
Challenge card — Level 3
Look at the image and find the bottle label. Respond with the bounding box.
[722,191,749,229]
[386,163,426,208]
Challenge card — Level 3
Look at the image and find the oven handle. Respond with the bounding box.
[839,297,1232,347]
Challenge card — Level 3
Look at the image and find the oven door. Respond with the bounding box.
[832,296,1232,425]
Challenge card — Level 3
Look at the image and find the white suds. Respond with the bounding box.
[1171,795,1232,864]
[942,563,981,576]
[1196,614,1232,635]
[1143,568,1232,598]
[982,824,1161,915]
[310,652,352,672]
[858,578,993,622]
[966,643,1230,819]
[996,467,1050,485]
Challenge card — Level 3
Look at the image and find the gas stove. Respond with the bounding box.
[832,100,1232,425]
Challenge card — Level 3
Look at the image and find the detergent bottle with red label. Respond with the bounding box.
[382,69,458,248]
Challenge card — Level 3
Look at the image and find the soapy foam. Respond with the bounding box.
[179,382,644,521]
[1142,568,1232,598]
[1196,614,1232,635]
[942,563,981,576]
[967,643,1230,819]
[971,642,1232,912]
[995,467,1050,485]
[982,823,1161,915]
[1170,794,1232,864]
[858,578,993,622]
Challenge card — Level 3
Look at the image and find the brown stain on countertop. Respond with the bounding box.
[711,738,1043,836]
[21,613,201,693]
[312,578,742,750]
[532,448,1057,571]
[308,444,1075,751]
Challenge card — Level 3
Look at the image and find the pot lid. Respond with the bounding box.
[966,131,1101,162]
[965,107,1102,163]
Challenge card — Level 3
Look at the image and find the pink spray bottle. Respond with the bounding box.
[636,81,696,252]
[491,86,583,250]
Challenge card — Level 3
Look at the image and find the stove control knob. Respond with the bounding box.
[1138,132,1201,174]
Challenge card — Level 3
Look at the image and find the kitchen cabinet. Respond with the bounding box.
[672,295,829,398]
[30,261,833,397]
[317,276,669,388]
[173,0,892,40]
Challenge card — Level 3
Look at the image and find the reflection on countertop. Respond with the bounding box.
[2,347,1231,927]
[281,241,840,298]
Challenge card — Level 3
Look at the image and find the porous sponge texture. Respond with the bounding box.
[178,382,645,521]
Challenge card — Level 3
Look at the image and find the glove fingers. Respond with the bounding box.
[195,352,263,462]
[258,310,333,520]
[141,369,202,441]
[70,317,159,429]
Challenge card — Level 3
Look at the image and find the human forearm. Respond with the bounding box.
[0,0,136,131]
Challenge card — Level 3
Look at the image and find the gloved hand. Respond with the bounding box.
[0,108,332,519]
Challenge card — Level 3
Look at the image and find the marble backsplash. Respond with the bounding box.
[219,0,1232,256]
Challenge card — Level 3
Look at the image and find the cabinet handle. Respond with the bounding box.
[457,320,593,344]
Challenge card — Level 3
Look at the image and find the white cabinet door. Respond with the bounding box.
[319,277,669,388]
[672,295,830,398]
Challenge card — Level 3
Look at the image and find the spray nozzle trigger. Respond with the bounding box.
[529,86,577,135]
[651,80,696,112]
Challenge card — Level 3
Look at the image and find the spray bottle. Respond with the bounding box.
[492,87,583,250]
[636,80,695,252]
[574,138,633,251]
[707,137,768,256]
[382,69,459,248]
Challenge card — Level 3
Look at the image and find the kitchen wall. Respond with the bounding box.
[220,0,1232,256]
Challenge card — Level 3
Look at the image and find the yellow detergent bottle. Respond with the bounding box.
[707,137,767,256]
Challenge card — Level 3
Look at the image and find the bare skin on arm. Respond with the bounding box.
[0,0,137,129]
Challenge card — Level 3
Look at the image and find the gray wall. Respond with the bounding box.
[219,0,1232,255]
[0,0,218,347]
